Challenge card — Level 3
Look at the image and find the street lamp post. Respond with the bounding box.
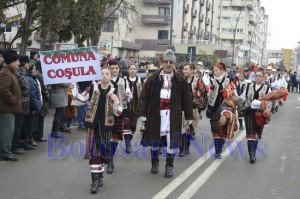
[232,0,250,64]
[248,15,266,64]
[261,33,270,67]
[169,0,174,46]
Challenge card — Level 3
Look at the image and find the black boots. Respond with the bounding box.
[151,150,159,174]
[179,134,191,157]
[248,140,258,164]
[90,172,103,194]
[238,119,244,130]
[271,108,275,114]
[106,141,117,174]
[107,158,114,174]
[124,134,133,154]
[214,138,225,159]
[275,106,279,112]
[165,153,174,178]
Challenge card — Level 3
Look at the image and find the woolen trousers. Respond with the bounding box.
[0,113,15,157]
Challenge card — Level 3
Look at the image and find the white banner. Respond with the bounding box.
[40,47,102,85]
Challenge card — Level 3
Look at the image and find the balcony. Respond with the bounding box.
[205,18,210,26]
[192,10,197,18]
[142,0,171,4]
[183,23,188,31]
[120,40,142,51]
[141,15,170,25]
[135,39,169,51]
[207,3,211,11]
[249,11,257,23]
[189,26,196,34]
[33,31,51,41]
[185,4,190,13]
[104,7,119,19]
[200,0,205,6]
[199,14,204,22]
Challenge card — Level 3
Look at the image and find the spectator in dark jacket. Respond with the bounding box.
[0,50,22,161]
[20,64,42,148]
[33,70,49,142]
[12,55,35,153]
[291,72,299,92]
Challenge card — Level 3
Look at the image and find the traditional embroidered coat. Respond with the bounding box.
[136,69,193,148]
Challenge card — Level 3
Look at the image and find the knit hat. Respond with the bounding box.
[119,58,128,69]
[163,49,176,63]
[3,50,19,64]
[19,55,30,66]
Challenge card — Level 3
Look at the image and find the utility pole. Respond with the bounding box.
[232,0,249,65]
[169,0,174,46]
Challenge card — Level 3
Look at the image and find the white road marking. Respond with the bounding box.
[177,132,245,199]
[152,131,245,199]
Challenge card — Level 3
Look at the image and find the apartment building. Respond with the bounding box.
[267,50,283,66]
[212,0,268,66]
[293,45,300,73]
[100,0,216,58]
[2,0,269,63]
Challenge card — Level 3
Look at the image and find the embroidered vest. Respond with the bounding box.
[85,82,116,126]
[113,77,127,109]
[245,83,269,106]
[125,76,143,98]
[208,77,230,106]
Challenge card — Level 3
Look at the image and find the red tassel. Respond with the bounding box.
[283,93,288,101]
[197,80,203,88]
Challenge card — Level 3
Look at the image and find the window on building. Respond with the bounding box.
[158,30,169,39]
[5,27,12,32]
[159,7,170,15]
[102,21,114,32]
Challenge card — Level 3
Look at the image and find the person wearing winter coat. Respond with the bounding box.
[33,70,49,142]
[64,84,78,133]
[48,83,69,138]
[12,55,35,153]
[136,50,193,178]
[20,64,42,148]
[0,50,22,161]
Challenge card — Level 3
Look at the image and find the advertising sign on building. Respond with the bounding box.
[5,14,22,28]
[98,37,112,59]
[54,43,78,50]
[40,47,101,85]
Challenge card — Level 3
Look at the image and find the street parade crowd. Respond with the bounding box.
[0,48,294,194]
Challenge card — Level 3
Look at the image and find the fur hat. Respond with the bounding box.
[3,50,19,64]
[19,55,30,66]
[197,61,203,66]
[163,49,176,63]
[148,65,158,74]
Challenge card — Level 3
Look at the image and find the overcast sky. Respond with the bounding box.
[260,0,300,50]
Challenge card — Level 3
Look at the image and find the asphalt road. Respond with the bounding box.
[1,93,300,199]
